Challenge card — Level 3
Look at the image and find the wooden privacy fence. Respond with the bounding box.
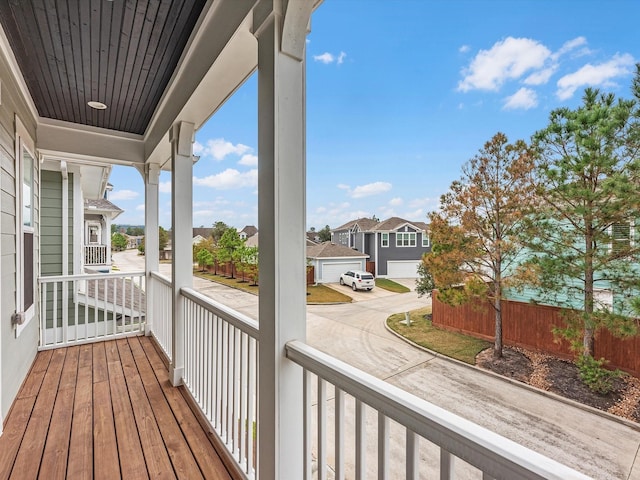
[431,291,640,376]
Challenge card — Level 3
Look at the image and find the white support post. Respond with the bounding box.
[254,1,311,478]
[169,122,194,386]
[144,164,160,336]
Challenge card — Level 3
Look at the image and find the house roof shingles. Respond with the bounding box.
[193,228,213,239]
[240,225,258,237]
[306,241,369,259]
[332,217,379,232]
[372,216,428,232]
[85,198,123,214]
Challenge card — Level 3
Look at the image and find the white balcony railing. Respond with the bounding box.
[180,287,260,479]
[286,340,591,480]
[149,271,173,361]
[84,244,108,265]
[141,280,590,480]
[39,271,146,349]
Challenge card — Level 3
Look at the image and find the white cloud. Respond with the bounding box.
[314,52,335,64]
[458,37,551,92]
[524,67,556,85]
[110,189,139,201]
[193,169,258,189]
[313,51,347,65]
[552,36,588,61]
[459,45,470,53]
[389,197,404,207]
[238,154,258,167]
[337,184,351,191]
[210,138,251,160]
[159,181,171,194]
[408,197,439,211]
[193,140,204,156]
[404,208,425,220]
[135,204,145,212]
[503,87,538,110]
[351,182,392,199]
[556,53,635,100]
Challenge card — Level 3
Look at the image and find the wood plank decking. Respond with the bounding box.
[0,336,235,480]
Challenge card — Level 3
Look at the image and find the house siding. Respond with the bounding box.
[0,53,40,418]
[377,229,431,276]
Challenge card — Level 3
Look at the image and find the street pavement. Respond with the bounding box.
[113,249,640,479]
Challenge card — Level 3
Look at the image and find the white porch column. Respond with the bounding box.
[144,164,160,335]
[254,1,312,478]
[169,121,194,386]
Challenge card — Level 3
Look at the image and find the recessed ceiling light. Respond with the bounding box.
[88,101,107,110]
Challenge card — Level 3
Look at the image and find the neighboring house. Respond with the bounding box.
[239,225,258,241]
[306,231,321,243]
[192,227,213,241]
[331,216,430,278]
[40,160,124,276]
[192,234,207,245]
[125,234,144,249]
[246,232,259,248]
[84,198,124,271]
[306,241,369,283]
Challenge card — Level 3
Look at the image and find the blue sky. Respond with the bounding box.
[109,0,640,230]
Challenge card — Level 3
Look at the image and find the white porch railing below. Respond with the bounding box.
[84,244,108,266]
[181,287,259,480]
[39,271,146,349]
[286,340,591,480]
[149,271,173,362]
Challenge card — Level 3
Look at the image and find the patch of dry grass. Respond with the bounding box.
[194,270,351,303]
[375,278,410,293]
[387,307,490,364]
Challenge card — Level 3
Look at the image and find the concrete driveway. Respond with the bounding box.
[113,250,640,479]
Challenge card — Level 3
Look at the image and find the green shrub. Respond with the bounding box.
[576,355,621,394]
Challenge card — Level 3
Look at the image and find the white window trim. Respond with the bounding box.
[381,232,389,248]
[422,232,430,248]
[15,116,36,337]
[396,231,416,247]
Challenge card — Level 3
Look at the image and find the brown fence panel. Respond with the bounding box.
[366,262,375,275]
[432,291,639,375]
[307,266,315,285]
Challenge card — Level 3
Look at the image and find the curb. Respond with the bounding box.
[384,319,640,433]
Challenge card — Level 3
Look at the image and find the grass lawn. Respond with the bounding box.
[194,270,259,294]
[375,278,410,293]
[306,284,352,303]
[194,270,351,303]
[387,307,491,364]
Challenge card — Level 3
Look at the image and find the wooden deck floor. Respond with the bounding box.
[0,336,235,480]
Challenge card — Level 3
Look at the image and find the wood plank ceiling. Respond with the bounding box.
[0,0,207,135]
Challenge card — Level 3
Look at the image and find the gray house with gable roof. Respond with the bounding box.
[331,216,430,278]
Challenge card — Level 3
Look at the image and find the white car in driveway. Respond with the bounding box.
[339,270,375,291]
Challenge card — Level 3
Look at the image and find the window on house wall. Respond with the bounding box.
[16,117,36,337]
[381,232,389,247]
[422,232,430,247]
[396,232,416,247]
[611,222,633,254]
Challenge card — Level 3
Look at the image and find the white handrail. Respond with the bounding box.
[181,287,259,338]
[286,340,591,480]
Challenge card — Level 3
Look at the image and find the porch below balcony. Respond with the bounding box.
[0,336,237,480]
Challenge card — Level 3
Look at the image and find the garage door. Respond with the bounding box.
[387,260,420,278]
[321,262,363,283]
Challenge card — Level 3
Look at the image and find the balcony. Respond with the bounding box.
[84,245,108,267]
[5,269,590,480]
